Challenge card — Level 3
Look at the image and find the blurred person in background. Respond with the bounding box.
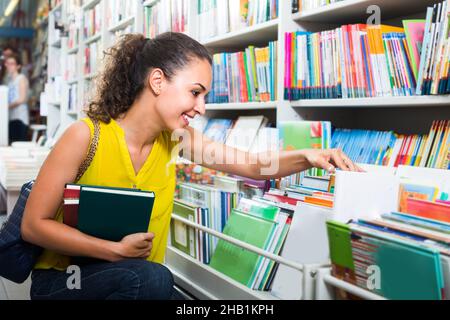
[1,45,16,85]
[6,53,30,143]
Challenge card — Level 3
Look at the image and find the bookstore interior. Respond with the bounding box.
[0,0,449,301]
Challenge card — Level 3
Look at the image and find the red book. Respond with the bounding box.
[64,184,81,199]
[63,184,81,227]
[63,199,79,228]
[264,193,299,206]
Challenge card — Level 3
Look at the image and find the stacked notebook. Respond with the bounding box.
[63,184,155,242]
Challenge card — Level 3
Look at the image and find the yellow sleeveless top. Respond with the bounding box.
[35,118,178,270]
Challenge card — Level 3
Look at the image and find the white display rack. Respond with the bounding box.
[291,95,450,108]
[43,0,448,135]
[292,0,441,24]
[206,102,277,111]
[315,268,386,300]
[202,19,279,48]
[166,215,324,300]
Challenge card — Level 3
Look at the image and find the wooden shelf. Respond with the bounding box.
[206,102,277,111]
[108,16,135,33]
[84,33,101,45]
[291,96,450,108]
[165,246,279,300]
[202,19,279,49]
[292,0,440,24]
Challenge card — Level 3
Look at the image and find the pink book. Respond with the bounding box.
[403,20,426,81]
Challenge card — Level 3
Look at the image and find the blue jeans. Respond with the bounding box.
[30,259,185,300]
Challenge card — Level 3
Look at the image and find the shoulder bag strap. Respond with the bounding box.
[74,119,100,183]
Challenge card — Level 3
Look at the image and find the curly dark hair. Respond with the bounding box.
[86,32,212,123]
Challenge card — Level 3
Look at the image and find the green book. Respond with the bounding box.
[326,221,355,270]
[78,186,155,242]
[209,209,276,287]
[170,199,198,258]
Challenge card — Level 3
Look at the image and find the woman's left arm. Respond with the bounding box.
[9,76,29,109]
[178,126,362,180]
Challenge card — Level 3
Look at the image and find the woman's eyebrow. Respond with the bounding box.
[193,83,207,91]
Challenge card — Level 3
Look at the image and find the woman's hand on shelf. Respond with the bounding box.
[302,148,364,174]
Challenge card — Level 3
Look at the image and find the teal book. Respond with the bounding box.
[78,186,155,242]
[209,209,276,287]
[351,224,444,300]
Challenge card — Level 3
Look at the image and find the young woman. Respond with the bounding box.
[6,54,30,143]
[21,32,360,300]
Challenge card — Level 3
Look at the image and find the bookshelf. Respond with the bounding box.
[39,0,449,300]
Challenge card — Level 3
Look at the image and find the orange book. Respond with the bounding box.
[304,196,334,208]
[406,198,450,223]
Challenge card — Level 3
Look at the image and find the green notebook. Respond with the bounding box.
[209,209,276,287]
[78,186,155,242]
[326,221,355,270]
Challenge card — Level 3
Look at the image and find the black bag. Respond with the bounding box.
[0,181,40,283]
[0,119,100,283]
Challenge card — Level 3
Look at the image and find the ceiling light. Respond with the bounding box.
[4,0,19,17]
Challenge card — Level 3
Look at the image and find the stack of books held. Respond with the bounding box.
[207,41,278,104]
[327,178,450,300]
[285,1,450,100]
[63,184,155,241]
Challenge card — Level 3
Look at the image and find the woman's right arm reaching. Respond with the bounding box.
[21,121,153,262]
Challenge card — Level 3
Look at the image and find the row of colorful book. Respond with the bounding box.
[173,178,244,264]
[332,120,450,169]
[106,0,137,29]
[291,0,344,13]
[171,177,335,294]
[189,115,278,153]
[327,178,450,300]
[83,40,102,75]
[83,2,102,39]
[196,0,278,42]
[207,42,278,104]
[284,1,450,100]
[144,0,189,39]
[279,119,449,189]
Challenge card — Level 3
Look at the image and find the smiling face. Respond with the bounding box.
[152,58,212,131]
[5,57,20,75]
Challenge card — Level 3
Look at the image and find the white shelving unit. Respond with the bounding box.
[40,0,449,300]
[315,268,386,300]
